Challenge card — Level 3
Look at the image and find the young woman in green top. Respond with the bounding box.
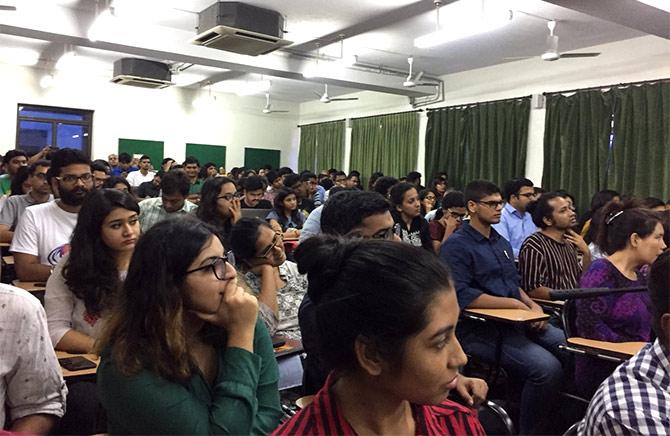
[96,216,282,435]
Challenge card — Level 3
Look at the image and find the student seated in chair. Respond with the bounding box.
[138,170,197,233]
[492,177,537,259]
[441,180,565,435]
[0,160,53,244]
[580,250,670,435]
[275,237,485,435]
[575,199,665,394]
[240,175,272,209]
[11,149,93,282]
[519,192,592,299]
[96,216,282,434]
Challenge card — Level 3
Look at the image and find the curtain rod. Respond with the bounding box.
[427,95,531,111]
[297,118,346,128]
[543,78,670,96]
[350,108,423,121]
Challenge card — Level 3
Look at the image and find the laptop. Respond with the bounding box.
[240,208,272,221]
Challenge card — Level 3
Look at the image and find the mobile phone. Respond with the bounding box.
[393,223,402,238]
[58,356,97,371]
[272,338,286,348]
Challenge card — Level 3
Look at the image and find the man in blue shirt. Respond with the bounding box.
[492,177,537,258]
[441,180,565,435]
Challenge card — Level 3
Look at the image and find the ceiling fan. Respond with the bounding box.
[262,92,289,114]
[313,84,359,104]
[403,57,437,87]
[0,2,16,11]
[541,20,600,61]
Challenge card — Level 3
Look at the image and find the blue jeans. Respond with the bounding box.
[458,320,566,435]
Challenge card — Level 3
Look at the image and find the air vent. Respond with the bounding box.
[191,2,292,56]
[111,58,172,89]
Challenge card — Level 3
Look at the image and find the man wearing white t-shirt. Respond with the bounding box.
[11,148,92,282]
[125,155,154,187]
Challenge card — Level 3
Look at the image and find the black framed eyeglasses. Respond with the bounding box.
[518,193,535,199]
[477,200,504,209]
[186,251,235,280]
[55,173,93,184]
[255,233,282,258]
[217,192,242,202]
[447,209,467,221]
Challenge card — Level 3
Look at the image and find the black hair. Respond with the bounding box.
[64,189,139,317]
[160,170,191,197]
[389,182,417,208]
[334,171,346,178]
[229,217,273,263]
[649,250,670,344]
[183,156,200,167]
[464,180,502,213]
[319,178,334,191]
[429,177,447,191]
[277,167,294,177]
[300,172,317,183]
[161,157,175,166]
[579,189,620,235]
[294,236,454,371]
[9,166,30,196]
[406,171,422,183]
[419,189,438,216]
[28,159,50,176]
[242,175,267,192]
[139,155,151,162]
[46,148,91,184]
[321,191,391,235]
[118,153,132,164]
[91,161,110,174]
[596,199,662,255]
[103,176,131,192]
[373,176,398,198]
[434,191,465,220]
[529,192,563,229]
[502,177,534,202]
[266,170,281,184]
[282,174,300,189]
[368,171,384,191]
[3,149,27,165]
[272,188,303,230]
[348,170,361,178]
[642,197,666,210]
[555,189,576,205]
[199,162,217,179]
[196,176,237,232]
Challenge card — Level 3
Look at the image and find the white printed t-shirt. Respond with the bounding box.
[10,201,77,267]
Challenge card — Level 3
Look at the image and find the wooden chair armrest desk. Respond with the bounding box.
[274,337,304,359]
[531,298,565,310]
[56,350,100,379]
[563,337,646,362]
[2,255,14,265]
[12,280,46,292]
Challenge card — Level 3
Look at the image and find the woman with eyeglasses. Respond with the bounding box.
[274,237,485,435]
[197,176,242,248]
[429,191,467,255]
[575,199,666,395]
[390,182,432,251]
[419,189,438,217]
[230,217,307,340]
[96,216,282,434]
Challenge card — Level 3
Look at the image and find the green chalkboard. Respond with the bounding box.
[244,148,280,170]
[185,143,226,168]
[118,138,164,167]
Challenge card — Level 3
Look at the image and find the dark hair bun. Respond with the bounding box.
[294,236,358,305]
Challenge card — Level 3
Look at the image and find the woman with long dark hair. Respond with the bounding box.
[45,189,139,353]
[274,237,485,435]
[266,188,304,239]
[390,182,431,251]
[196,176,241,248]
[96,216,282,434]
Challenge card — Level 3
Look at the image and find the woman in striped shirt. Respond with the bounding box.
[274,237,485,435]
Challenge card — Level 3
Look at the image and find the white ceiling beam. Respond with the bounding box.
[0,5,433,97]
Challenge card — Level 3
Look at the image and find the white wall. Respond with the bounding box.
[298,35,670,183]
[0,63,300,169]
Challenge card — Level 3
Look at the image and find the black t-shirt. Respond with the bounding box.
[241,199,273,209]
[392,211,432,251]
[137,181,160,198]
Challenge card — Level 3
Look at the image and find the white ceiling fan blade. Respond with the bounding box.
[560,52,601,58]
[330,97,359,102]
[414,71,424,82]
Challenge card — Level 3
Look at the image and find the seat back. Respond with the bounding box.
[478,400,515,435]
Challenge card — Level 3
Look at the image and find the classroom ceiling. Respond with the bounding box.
[0,0,666,102]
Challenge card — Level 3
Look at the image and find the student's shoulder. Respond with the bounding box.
[0,283,43,315]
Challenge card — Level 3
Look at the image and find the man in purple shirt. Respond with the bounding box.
[493,177,538,258]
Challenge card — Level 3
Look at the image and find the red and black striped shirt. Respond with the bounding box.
[273,374,485,435]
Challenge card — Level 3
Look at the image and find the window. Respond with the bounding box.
[16,104,93,156]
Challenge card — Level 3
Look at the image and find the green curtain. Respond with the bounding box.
[297,120,345,173]
[350,112,419,188]
[607,82,670,201]
[425,97,530,190]
[316,120,345,172]
[297,124,318,172]
[542,91,613,214]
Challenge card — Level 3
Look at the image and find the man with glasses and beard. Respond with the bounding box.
[11,149,92,281]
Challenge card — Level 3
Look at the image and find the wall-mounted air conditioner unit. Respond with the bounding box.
[191,2,292,56]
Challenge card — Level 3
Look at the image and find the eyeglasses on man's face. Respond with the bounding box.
[517,192,536,199]
[185,251,235,280]
[476,200,504,209]
[55,173,93,185]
